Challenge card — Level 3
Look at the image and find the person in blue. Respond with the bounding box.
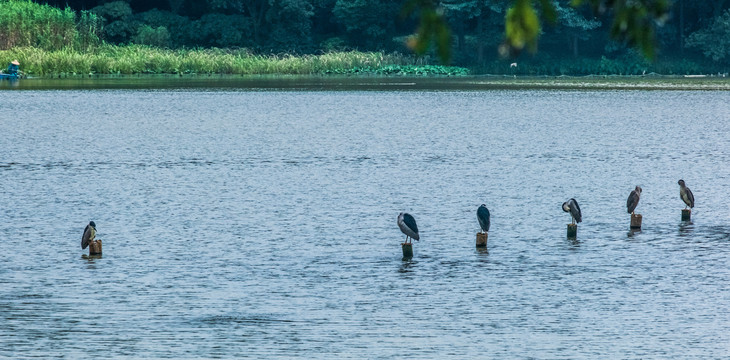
[6,60,19,75]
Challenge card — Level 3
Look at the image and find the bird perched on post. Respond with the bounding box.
[626,186,642,214]
[477,204,490,233]
[82,221,96,249]
[562,198,582,224]
[397,213,419,244]
[678,179,694,209]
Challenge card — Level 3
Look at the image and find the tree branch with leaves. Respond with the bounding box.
[407,0,671,63]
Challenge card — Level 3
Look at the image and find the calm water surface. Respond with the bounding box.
[1,83,730,358]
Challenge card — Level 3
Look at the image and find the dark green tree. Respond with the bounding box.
[206,0,313,50]
[440,0,508,62]
[333,0,401,50]
[686,9,730,62]
[191,13,252,48]
[265,0,315,51]
[136,9,190,46]
[567,0,671,60]
[133,25,170,47]
[207,0,268,44]
[553,0,600,57]
[92,0,137,44]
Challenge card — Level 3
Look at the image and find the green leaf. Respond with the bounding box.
[538,0,557,24]
[505,0,540,53]
[402,0,452,64]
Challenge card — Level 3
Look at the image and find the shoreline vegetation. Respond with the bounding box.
[0,0,726,78]
[2,45,728,78]
[0,46,469,76]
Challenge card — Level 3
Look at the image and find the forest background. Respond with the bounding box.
[1,0,729,76]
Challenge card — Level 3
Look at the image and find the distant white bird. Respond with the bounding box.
[510,62,517,68]
[82,221,96,249]
[562,198,582,224]
[397,213,419,244]
[678,179,694,209]
[627,186,642,214]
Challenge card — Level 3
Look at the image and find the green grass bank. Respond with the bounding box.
[2,44,723,77]
[0,45,469,76]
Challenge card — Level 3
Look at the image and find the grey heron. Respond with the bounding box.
[678,179,694,209]
[476,204,490,233]
[82,221,96,249]
[627,186,642,214]
[562,198,582,224]
[397,213,419,244]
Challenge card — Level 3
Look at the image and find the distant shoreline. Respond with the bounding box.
[2,45,726,79]
[5,74,729,91]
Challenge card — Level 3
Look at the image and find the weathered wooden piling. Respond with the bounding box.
[630,214,642,229]
[401,243,413,259]
[476,232,488,248]
[681,209,691,221]
[88,239,102,255]
[567,224,577,238]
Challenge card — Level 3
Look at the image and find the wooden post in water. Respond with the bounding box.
[567,224,577,239]
[681,209,691,221]
[89,239,102,255]
[476,232,488,248]
[401,243,413,259]
[630,214,642,229]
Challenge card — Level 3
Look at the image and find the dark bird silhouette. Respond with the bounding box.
[678,179,694,209]
[477,204,490,233]
[397,213,419,244]
[562,198,582,224]
[81,221,96,249]
[627,186,642,214]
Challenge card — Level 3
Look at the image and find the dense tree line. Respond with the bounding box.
[35,0,730,66]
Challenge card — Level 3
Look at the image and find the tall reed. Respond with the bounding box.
[0,45,461,76]
[0,0,101,51]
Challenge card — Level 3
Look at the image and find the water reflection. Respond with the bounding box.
[567,237,581,248]
[1,79,20,88]
[678,221,695,238]
[627,228,642,238]
[475,247,489,255]
[3,75,730,91]
[398,260,416,273]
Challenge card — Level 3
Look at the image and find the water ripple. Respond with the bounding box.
[1,89,729,358]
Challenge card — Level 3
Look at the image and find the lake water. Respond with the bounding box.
[1,78,730,358]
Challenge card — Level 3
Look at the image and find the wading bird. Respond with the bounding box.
[562,198,582,224]
[678,179,694,209]
[477,204,490,233]
[82,221,96,249]
[397,213,419,244]
[627,186,642,214]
